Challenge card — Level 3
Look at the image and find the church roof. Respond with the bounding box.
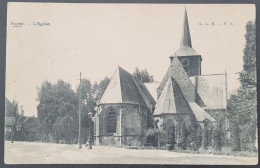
[155,56,215,122]
[157,56,196,102]
[153,77,193,115]
[99,66,156,112]
[173,47,200,57]
[190,74,227,110]
[172,8,201,59]
[189,102,216,122]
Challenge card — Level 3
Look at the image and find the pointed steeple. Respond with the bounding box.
[172,8,200,57]
[180,7,192,48]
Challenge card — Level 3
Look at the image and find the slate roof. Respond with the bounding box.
[99,66,156,112]
[171,8,201,60]
[190,74,227,110]
[157,56,196,102]
[155,56,215,122]
[153,77,193,115]
[189,102,216,122]
[173,47,200,57]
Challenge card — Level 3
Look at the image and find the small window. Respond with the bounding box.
[107,108,117,134]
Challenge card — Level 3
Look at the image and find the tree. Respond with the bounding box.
[179,121,188,150]
[239,20,256,88]
[37,80,78,142]
[20,105,24,116]
[133,67,154,83]
[212,127,222,151]
[77,78,95,114]
[187,123,201,150]
[52,115,77,144]
[202,120,212,149]
[230,121,241,151]
[5,98,25,141]
[92,77,110,102]
[227,20,256,151]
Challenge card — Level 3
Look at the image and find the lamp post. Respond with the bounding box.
[88,112,93,149]
[78,72,82,149]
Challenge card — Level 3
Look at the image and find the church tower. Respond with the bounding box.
[170,8,202,77]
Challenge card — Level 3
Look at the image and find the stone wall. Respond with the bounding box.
[94,104,153,146]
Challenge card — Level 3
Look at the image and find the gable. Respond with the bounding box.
[153,77,193,115]
[157,56,196,102]
[99,67,123,104]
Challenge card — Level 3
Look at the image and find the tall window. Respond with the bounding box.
[107,108,117,134]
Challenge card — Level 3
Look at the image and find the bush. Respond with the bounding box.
[179,122,188,150]
[144,128,168,147]
[213,128,222,151]
[167,144,174,150]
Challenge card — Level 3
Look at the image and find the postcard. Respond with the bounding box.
[4,2,257,165]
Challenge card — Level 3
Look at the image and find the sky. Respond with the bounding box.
[6,3,255,116]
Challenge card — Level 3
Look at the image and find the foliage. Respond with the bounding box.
[92,77,110,102]
[133,66,154,83]
[36,78,98,144]
[239,20,256,88]
[52,115,78,143]
[178,121,188,150]
[37,80,78,142]
[227,20,256,151]
[187,123,201,150]
[167,125,176,147]
[212,127,222,151]
[144,128,167,147]
[202,128,211,149]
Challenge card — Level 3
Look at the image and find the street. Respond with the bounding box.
[4,141,258,165]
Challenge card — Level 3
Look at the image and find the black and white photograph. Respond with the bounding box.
[4,2,257,165]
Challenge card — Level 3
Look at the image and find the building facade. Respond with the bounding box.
[94,67,156,146]
[94,8,227,147]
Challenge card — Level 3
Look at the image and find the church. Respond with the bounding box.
[93,9,227,147]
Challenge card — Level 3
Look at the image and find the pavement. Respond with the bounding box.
[4,141,258,165]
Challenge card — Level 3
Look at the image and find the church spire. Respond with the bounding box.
[180,8,192,48]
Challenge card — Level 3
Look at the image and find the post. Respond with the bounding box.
[119,108,122,146]
[11,100,14,143]
[96,112,100,145]
[225,70,229,147]
[157,131,160,149]
[78,72,82,149]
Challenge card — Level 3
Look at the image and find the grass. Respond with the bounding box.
[124,145,258,157]
[170,147,258,157]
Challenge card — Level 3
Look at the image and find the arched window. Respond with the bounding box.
[107,108,117,134]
